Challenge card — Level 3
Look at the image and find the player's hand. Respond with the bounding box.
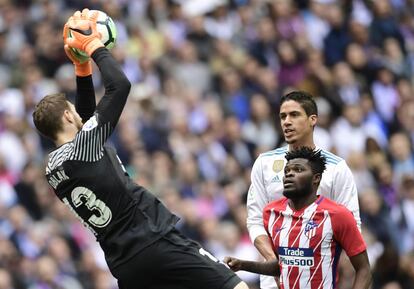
[63,42,92,77]
[62,11,90,64]
[62,11,92,76]
[223,256,242,272]
[64,9,104,57]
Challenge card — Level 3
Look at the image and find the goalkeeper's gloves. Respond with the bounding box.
[63,43,92,77]
[63,10,92,77]
[63,9,104,57]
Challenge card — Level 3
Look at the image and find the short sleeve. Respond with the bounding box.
[332,207,366,257]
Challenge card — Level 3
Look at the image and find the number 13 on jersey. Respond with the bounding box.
[63,186,112,235]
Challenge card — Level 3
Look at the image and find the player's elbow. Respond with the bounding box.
[356,263,372,289]
[110,73,131,99]
[119,76,131,96]
[359,263,372,278]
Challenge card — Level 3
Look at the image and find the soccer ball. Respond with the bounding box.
[69,10,117,58]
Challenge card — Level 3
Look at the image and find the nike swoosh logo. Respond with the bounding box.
[275,227,285,233]
[70,27,92,36]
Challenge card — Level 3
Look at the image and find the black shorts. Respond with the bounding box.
[113,228,242,289]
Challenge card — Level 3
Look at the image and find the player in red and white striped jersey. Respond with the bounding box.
[225,147,371,289]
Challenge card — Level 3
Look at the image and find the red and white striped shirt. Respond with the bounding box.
[263,196,366,289]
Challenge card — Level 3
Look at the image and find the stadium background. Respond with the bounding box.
[0,0,413,288]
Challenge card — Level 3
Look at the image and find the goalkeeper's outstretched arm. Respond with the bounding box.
[64,9,131,134]
[75,75,96,123]
[63,11,97,123]
[91,47,131,130]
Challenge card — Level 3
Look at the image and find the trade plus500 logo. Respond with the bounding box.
[278,247,314,267]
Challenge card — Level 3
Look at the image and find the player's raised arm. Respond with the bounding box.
[91,47,130,129]
[62,10,96,123]
[64,10,131,133]
[62,10,130,162]
[74,62,96,123]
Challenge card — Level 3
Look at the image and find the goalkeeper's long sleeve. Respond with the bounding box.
[76,75,96,123]
[91,47,131,131]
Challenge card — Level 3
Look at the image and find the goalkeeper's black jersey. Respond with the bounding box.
[44,48,178,272]
[46,141,178,271]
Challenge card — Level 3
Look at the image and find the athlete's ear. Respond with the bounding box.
[312,173,321,186]
[309,114,317,127]
[63,109,75,124]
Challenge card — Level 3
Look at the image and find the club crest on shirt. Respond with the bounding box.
[304,221,318,238]
[82,116,98,131]
[272,160,284,173]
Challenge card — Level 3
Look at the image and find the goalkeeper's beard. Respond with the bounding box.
[68,104,84,131]
[72,114,83,131]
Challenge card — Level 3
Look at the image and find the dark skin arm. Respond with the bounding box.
[254,235,281,287]
[349,251,372,289]
[224,251,371,289]
[254,234,277,261]
[224,256,280,277]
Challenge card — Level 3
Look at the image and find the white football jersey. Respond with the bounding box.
[246,146,361,289]
[247,146,360,242]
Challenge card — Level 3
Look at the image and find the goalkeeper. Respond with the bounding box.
[32,9,249,289]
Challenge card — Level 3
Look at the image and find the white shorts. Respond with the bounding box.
[260,274,278,289]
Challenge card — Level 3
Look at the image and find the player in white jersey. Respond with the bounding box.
[246,91,361,289]
[226,147,371,289]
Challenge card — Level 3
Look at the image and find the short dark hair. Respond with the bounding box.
[280,91,318,116]
[285,147,326,175]
[32,93,69,141]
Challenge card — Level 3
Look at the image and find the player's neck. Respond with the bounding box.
[288,194,318,211]
[55,129,77,146]
[289,138,315,151]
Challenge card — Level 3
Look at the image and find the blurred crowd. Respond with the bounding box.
[0,0,414,288]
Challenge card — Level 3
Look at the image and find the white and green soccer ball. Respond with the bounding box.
[69,10,117,59]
